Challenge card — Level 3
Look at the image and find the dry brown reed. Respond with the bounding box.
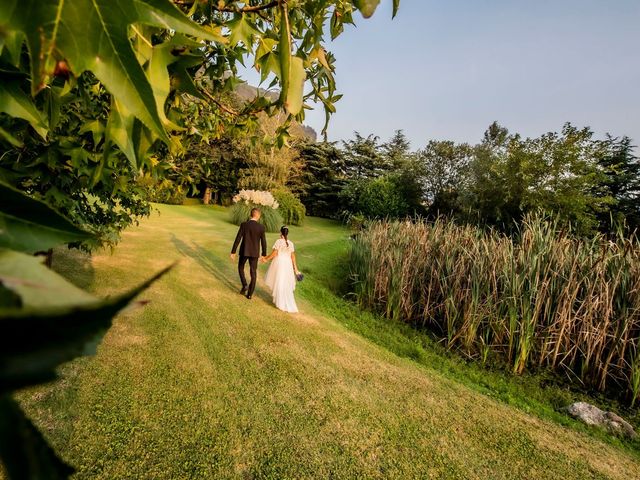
[349,215,640,404]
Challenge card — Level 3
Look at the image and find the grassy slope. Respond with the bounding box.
[13,204,640,479]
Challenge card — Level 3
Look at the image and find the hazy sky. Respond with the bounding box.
[243,0,640,149]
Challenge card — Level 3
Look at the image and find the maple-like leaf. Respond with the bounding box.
[0,0,219,143]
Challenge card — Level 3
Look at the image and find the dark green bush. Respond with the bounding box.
[273,189,306,226]
[141,178,187,205]
[339,175,411,219]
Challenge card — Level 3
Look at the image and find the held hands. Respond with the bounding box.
[260,256,268,264]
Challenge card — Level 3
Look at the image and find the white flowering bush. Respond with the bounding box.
[232,190,279,209]
[230,189,283,232]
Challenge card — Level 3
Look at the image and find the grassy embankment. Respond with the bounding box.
[11,204,640,479]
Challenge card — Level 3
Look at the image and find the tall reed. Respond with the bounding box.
[349,215,640,403]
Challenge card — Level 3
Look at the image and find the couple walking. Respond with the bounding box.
[230,208,301,313]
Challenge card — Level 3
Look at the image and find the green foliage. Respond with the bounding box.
[298,142,345,218]
[141,177,188,205]
[342,132,389,179]
[595,135,640,232]
[419,122,616,236]
[230,202,282,233]
[0,74,153,248]
[0,0,393,248]
[350,214,640,404]
[340,175,412,219]
[417,140,472,215]
[0,185,170,478]
[0,394,74,479]
[272,189,306,226]
[0,0,216,142]
[0,182,91,253]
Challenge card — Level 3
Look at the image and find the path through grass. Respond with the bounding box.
[12,204,640,479]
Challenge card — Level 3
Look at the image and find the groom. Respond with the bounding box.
[230,208,267,299]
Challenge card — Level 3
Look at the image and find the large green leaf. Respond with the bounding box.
[227,14,259,49]
[105,99,138,170]
[0,80,48,140]
[277,5,305,116]
[392,0,400,18]
[0,250,95,309]
[0,181,91,254]
[147,42,184,131]
[0,252,173,392]
[0,126,23,147]
[0,396,74,480]
[0,0,220,143]
[353,0,381,18]
[284,56,305,116]
[0,31,24,67]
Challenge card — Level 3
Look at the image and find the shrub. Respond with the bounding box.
[350,214,640,404]
[140,177,187,205]
[340,175,411,219]
[231,189,282,232]
[273,189,306,225]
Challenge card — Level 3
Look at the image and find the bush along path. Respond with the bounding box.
[12,204,640,479]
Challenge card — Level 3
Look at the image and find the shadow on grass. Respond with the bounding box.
[169,234,273,304]
[51,247,96,291]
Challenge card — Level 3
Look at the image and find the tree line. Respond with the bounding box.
[297,124,639,236]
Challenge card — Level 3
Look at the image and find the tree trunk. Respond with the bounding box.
[203,186,212,205]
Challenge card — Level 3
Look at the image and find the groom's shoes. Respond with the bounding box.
[245,294,252,300]
[240,286,247,295]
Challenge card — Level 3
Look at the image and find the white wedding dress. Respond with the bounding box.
[265,238,298,313]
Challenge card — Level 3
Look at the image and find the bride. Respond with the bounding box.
[263,226,300,313]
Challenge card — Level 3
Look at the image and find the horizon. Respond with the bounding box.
[241,0,640,149]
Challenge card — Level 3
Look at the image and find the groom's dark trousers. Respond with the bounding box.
[238,256,259,295]
[231,219,267,296]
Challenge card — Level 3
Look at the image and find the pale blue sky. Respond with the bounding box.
[243,0,640,148]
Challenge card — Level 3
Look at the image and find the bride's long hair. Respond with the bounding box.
[280,226,289,247]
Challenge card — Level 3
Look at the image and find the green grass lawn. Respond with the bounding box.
[11,204,640,479]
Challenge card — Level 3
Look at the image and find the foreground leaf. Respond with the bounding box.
[284,56,306,115]
[0,250,95,309]
[0,0,220,143]
[277,4,305,115]
[353,0,381,18]
[0,80,48,140]
[392,0,400,18]
[0,259,173,392]
[0,181,91,254]
[105,99,138,170]
[0,395,74,480]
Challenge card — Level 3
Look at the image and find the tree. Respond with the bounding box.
[339,174,411,219]
[298,141,345,218]
[342,132,389,179]
[417,140,472,217]
[595,135,640,232]
[462,122,612,235]
[382,129,411,168]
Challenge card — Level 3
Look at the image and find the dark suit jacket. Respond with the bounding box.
[231,220,267,258]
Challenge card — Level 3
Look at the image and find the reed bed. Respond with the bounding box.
[349,216,640,403]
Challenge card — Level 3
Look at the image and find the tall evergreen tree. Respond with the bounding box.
[298,142,345,218]
[596,135,640,231]
[341,132,388,179]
